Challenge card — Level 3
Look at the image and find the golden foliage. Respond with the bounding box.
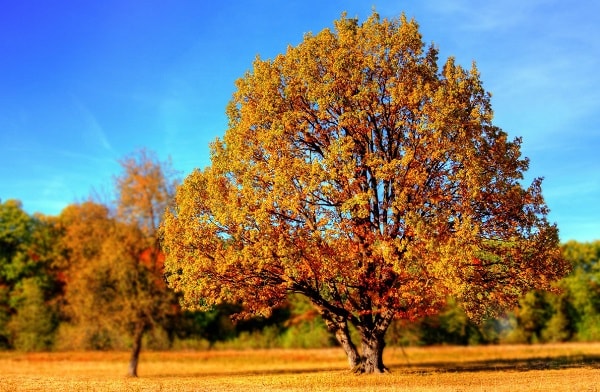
[162,12,568,363]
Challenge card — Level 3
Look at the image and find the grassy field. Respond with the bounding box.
[1,343,600,391]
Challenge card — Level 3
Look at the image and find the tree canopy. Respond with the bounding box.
[162,12,568,373]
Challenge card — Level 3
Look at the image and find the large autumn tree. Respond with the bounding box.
[162,13,568,373]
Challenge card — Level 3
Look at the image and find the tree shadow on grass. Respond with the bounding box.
[151,354,600,378]
[390,355,600,374]
[153,367,350,379]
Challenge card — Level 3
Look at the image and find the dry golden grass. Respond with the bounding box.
[1,343,600,391]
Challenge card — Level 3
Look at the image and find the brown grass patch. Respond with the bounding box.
[1,343,599,391]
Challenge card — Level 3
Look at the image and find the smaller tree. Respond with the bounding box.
[58,149,178,376]
[113,149,178,377]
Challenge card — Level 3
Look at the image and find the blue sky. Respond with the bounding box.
[1,1,598,242]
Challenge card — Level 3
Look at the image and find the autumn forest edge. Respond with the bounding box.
[1,169,598,353]
[1,12,597,368]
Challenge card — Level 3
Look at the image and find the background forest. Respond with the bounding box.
[0,149,598,352]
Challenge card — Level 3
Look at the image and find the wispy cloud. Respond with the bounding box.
[71,96,115,153]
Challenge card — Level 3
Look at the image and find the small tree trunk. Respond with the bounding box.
[321,311,361,368]
[127,327,144,377]
[333,320,361,369]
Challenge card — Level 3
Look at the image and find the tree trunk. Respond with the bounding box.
[357,331,388,374]
[333,320,361,369]
[317,307,392,373]
[127,327,144,377]
[321,311,361,368]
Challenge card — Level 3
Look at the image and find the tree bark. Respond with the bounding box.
[357,331,388,374]
[321,311,361,369]
[317,306,393,373]
[127,327,144,377]
[333,320,361,369]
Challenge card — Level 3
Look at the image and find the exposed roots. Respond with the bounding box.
[350,363,391,375]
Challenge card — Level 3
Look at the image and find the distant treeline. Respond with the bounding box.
[2,190,598,350]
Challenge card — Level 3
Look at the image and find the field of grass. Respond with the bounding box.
[1,343,599,391]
